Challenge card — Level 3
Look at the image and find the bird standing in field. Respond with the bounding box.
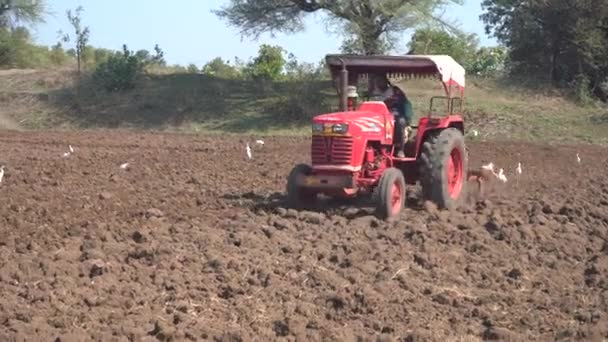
[246,142,252,160]
[516,162,522,175]
[0,165,4,184]
[497,168,507,183]
[481,162,495,172]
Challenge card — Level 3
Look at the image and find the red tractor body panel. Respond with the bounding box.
[311,102,395,174]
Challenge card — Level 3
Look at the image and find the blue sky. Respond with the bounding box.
[31,0,497,67]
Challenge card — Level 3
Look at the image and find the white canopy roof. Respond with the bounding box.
[406,54,466,89]
[325,54,466,90]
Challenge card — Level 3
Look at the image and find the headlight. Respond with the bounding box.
[312,123,324,133]
[332,123,349,134]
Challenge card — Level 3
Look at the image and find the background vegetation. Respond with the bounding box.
[0,0,607,144]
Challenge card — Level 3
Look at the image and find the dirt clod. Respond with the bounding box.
[98,191,113,200]
[145,208,165,218]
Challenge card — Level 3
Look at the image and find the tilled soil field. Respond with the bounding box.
[1,130,608,342]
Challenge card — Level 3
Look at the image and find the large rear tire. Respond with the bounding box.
[375,167,406,219]
[419,127,467,209]
[286,164,317,209]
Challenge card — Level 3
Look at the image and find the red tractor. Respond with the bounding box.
[286,54,468,219]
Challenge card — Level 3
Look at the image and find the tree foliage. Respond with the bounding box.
[0,0,47,28]
[0,26,69,68]
[213,0,463,55]
[407,28,507,76]
[284,52,326,81]
[187,63,198,73]
[408,28,478,64]
[467,46,507,77]
[151,44,165,67]
[244,44,286,81]
[481,0,608,99]
[135,44,166,70]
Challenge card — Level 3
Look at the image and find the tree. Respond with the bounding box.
[61,6,90,75]
[0,26,32,67]
[213,0,463,55]
[244,44,286,81]
[481,0,608,98]
[135,49,150,63]
[0,0,47,29]
[134,44,166,72]
[187,63,199,73]
[0,26,17,66]
[467,46,507,77]
[284,52,326,80]
[407,28,478,66]
[151,44,165,66]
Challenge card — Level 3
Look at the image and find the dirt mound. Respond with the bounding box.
[0,130,607,341]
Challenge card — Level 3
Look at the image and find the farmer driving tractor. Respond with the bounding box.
[371,74,414,158]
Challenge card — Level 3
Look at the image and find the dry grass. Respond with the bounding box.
[0,113,21,130]
[0,68,607,145]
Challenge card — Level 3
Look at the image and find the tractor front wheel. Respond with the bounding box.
[419,127,467,209]
[286,164,317,209]
[375,167,406,219]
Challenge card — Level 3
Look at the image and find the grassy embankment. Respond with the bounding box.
[0,68,607,144]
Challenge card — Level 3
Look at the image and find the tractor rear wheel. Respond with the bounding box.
[419,127,467,209]
[286,164,317,209]
[375,167,406,219]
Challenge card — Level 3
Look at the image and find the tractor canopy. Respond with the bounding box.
[325,54,465,111]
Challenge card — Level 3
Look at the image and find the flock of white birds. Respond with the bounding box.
[481,152,581,185]
[240,139,582,186]
[0,138,582,189]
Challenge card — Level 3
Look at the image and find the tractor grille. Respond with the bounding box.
[311,136,353,165]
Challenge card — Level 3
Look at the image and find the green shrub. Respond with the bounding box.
[201,57,241,79]
[49,43,69,66]
[92,44,143,92]
[265,80,333,123]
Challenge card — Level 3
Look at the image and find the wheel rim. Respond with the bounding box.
[447,147,464,199]
[390,180,402,215]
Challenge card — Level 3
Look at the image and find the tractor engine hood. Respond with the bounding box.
[312,111,387,135]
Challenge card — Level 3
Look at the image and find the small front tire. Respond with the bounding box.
[376,167,406,219]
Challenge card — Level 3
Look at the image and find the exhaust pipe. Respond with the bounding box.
[338,57,348,112]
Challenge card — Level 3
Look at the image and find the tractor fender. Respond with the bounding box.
[415,115,464,158]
